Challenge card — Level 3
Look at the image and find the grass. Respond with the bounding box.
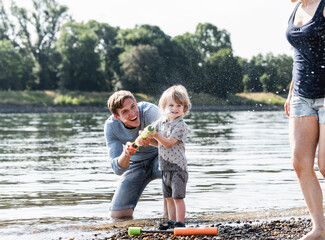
[236,92,286,105]
[0,90,286,106]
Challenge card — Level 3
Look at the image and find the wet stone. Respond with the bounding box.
[73,218,314,240]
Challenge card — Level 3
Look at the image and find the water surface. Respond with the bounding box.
[0,111,320,239]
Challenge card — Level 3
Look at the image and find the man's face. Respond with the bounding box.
[114,98,140,128]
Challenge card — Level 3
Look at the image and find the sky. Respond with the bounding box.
[13,0,296,59]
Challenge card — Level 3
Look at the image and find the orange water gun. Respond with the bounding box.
[128,226,218,236]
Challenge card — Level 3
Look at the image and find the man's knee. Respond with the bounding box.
[110,208,134,219]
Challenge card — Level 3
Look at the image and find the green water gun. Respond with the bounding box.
[131,125,155,150]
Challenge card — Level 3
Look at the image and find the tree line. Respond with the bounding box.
[0,0,293,98]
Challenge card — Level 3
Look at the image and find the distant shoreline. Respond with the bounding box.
[0,104,283,114]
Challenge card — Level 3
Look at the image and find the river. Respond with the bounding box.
[0,111,319,239]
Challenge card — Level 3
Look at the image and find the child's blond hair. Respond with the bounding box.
[158,85,191,115]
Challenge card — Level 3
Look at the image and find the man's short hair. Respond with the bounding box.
[107,90,136,115]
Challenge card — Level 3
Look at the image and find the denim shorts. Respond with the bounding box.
[110,155,161,211]
[290,94,325,123]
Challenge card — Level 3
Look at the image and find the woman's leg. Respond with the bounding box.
[318,124,325,178]
[290,116,325,239]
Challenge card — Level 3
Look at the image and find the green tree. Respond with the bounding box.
[87,21,120,91]
[242,74,251,93]
[11,0,69,89]
[242,54,265,92]
[260,73,271,92]
[174,33,204,92]
[57,21,105,91]
[0,40,34,90]
[119,44,164,94]
[0,0,11,41]
[116,25,189,91]
[242,53,293,93]
[205,48,243,98]
[264,53,293,93]
[194,23,232,60]
[174,23,233,93]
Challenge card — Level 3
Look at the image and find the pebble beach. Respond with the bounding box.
[67,217,312,240]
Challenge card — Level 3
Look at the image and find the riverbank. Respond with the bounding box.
[5,210,312,240]
[0,91,286,113]
[70,208,311,240]
[28,215,310,240]
[104,217,311,240]
[3,218,311,240]
[0,103,282,113]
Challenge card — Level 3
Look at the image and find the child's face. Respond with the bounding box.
[164,98,184,121]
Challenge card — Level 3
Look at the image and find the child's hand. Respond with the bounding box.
[136,131,151,146]
[146,131,157,139]
[135,125,156,146]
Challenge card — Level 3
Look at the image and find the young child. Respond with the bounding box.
[148,85,191,229]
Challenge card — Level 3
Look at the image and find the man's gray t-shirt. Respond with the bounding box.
[104,102,159,175]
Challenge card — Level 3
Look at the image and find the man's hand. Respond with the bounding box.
[124,142,137,156]
[117,142,137,169]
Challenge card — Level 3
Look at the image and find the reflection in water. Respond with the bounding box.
[187,112,234,146]
[0,111,317,238]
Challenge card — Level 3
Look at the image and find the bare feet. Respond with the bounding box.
[300,229,325,240]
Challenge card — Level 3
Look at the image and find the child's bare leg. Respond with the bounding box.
[163,198,168,218]
[174,198,185,223]
[166,197,176,221]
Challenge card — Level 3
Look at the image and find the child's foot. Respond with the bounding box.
[158,220,174,230]
[174,222,185,228]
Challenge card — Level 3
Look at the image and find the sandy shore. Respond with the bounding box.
[0,104,282,113]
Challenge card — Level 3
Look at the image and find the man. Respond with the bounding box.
[104,90,162,218]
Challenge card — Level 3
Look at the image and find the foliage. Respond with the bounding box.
[194,23,232,60]
[10,0,69,89]
[241,53,293,94]
[0,1,293,99]
[0,40,25,90]
[174,23,233,94]
[205,48,243,98]
[57,21,106,91]
[119,44,164,94]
